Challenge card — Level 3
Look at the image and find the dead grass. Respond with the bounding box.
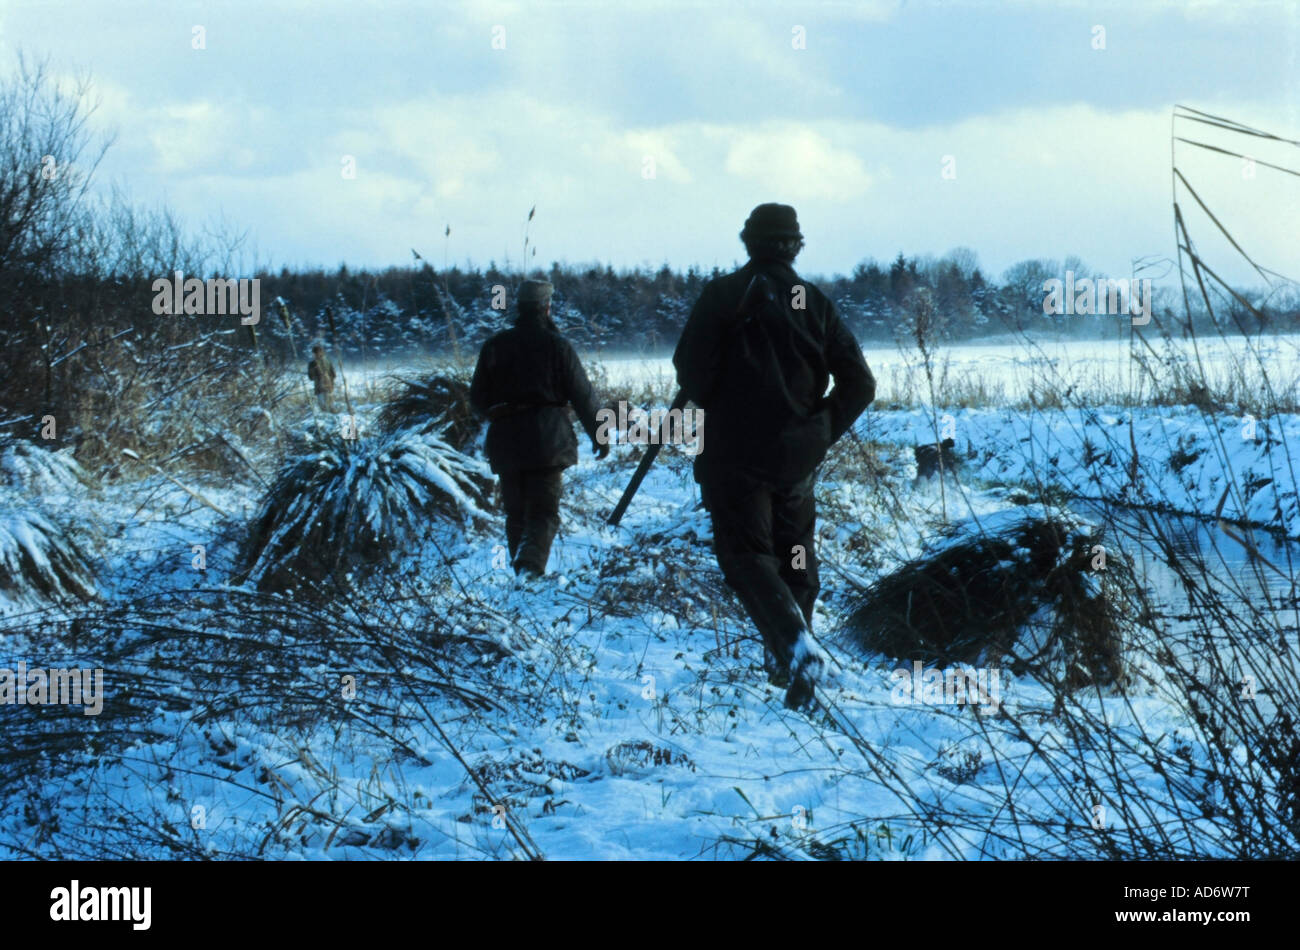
[841,509,1134,690]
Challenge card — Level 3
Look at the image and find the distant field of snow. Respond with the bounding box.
[596,332,1300,406]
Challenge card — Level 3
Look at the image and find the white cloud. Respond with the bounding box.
[724,124,873,199]
[14,0,1292,285]
[121,95,1300,285]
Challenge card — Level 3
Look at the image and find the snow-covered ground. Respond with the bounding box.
[2,338,1297,860]
[862,405,1300,538]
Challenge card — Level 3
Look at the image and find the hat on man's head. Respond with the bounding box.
[517,279,554,306]
[740,203,802,241]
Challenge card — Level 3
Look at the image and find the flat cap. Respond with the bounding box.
[740,203,802,240]
[518,279,554,305]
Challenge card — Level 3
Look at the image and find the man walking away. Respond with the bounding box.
[307,343,336,411]
[673,203,876,709]
[470,279,608,579]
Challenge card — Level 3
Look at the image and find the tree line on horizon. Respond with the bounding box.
[250,251,1300,362]
[3,56,1297,431]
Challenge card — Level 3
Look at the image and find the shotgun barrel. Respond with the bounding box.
[608,275,762,526]
[606,389,691,527]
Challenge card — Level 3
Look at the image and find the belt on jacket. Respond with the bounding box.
[487,400,566,422]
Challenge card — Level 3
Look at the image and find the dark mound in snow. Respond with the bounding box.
[377,373,480,450]
[842,507,1133,690]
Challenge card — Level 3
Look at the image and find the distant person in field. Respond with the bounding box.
[470,279,608,580]
[673,203,876,710]
[308,343,336,410]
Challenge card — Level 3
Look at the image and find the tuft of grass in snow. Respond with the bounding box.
[0,438,91,495]
[0,503,96,606]
[0,438,97,608]
[841,507,1134,691]
[376,370,481,450]
[236,425,492,594]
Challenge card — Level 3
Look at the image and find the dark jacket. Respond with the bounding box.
[470,311,602,474]
[673,258,875,484]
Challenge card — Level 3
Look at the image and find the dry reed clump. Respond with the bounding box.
[842,507,1134,690]
[235,426,492,595]
[0,438,90,495]
[376,371,481,450]
[56,329,291,482]
[0,438,97,606]
[0,506,97,606]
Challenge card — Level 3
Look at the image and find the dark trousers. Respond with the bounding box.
[700,466,819,669]
[498,466,564,575]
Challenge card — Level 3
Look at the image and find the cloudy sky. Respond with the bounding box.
[2,0,1297,284]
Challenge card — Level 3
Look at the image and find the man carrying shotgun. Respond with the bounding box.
[470,279,607,580]
[672,203,876,710]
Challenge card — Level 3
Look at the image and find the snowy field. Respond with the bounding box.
[596,332,1300,407]
[319,333,1300,424]
[2,334,1298,860]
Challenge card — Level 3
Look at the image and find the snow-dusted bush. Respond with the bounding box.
[237,426,492,593]
[0,582,528,857]
[843,506,1134,689]
[0,502,96,605]
[0,438,89,494]
[376,373,480,449]
[0,440,97,607]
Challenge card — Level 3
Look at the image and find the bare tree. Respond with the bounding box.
[0,54,112,289]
